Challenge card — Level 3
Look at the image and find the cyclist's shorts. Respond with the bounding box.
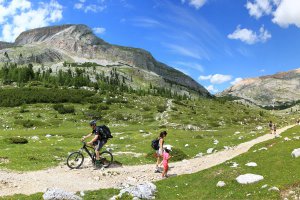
[93,140,107,151]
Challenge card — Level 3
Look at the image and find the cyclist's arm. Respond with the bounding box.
[81,133,92,141]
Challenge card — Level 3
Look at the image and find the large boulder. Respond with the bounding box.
[43,188,82,200]
[291,148,300,158]
[111,182,156,200]
[236,174,264,184]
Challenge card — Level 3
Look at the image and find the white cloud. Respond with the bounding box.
[199,74,232,84]
[182,0,207,9]
[228,25,271,44]
[0,0,63,42]
[230,77,243,85]
[246,0,300,28]
[74,0,106,13]
[245,0,273,19]
[205,85,219,93]
[93,27,106,34]
[272,0,300,28]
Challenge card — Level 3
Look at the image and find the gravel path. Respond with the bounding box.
[0,125,294,197]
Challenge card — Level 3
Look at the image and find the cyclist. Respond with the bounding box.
[81,120,107,169]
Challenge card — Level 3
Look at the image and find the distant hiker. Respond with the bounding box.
[268,121,273,134]
[154,131,168,173]
[162,147,172,178]
[273,124,277,136]
[81,120,111,169]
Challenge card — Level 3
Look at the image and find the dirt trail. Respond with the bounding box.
[0,125,294,197]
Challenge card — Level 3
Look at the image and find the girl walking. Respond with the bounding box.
[162,147,171,178]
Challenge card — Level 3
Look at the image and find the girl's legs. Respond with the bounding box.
[162,164,168,177]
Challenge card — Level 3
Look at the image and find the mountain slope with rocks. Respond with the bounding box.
[219,68,300,108]
[0,24,209,97]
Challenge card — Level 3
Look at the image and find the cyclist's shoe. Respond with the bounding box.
[94,160,102,170]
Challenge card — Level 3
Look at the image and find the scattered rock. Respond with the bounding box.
[291,148,300,158]
[111,182,156,200]
[185,144,189,147]
[216,181,226,187]
[284,137,291,141]
[45,134,52,138]
[194,152,203,158]
[120,137,124,140]
[230,162,239,168]
[256,126,263,130]
[258,147,268,151]
[261,184,268,189]
[207,148,214,154]
[43,188,82,200]
[234,131,241,135]
[213,140,219,145]
[245,162,257,167]
[236,174,264,184]
[238,136,244,140]
[31,136,39,140]
[268,186,280,192]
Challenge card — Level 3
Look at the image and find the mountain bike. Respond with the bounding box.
[67,142,113,169]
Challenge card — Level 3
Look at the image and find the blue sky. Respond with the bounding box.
[1,0,300,93]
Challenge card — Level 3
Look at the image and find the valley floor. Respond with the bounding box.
[0,125,294,197]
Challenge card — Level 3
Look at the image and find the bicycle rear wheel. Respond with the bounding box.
[100,151,113,168]
[67,151,84,169]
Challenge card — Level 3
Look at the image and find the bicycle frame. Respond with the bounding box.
[80,142,95,162]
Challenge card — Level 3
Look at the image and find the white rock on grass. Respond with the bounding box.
[216,181,226,187]
[256,126,263,130]
[293,136,300,140]
[261,184,268,189]
[238,136,244,140]
[194,152,203,158]
[258,147,268,151]
[31,136,39,140]
[45,134,52,138]
[213,140,219,145]
[111,182,156,200]
[268,187,280,192]
[234,131,241,135]
[245,162,257,167]
[284,137,291,141]
[185,144,189,147]
[236,174,264,184]
[43,188,82,200]
[230,162,239,168]
[207,148,214,154]
[291,148,300,158]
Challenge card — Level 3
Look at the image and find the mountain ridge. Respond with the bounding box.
[0,24,210,97]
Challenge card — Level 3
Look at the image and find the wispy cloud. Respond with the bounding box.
[131,17,165,28]
[163,43,205,60]
[74,0,106,13]
[205,85,219,93]
[181,0,207,9]
[173,61,204,72]
[230,77,243,85]
[93,27,106,34]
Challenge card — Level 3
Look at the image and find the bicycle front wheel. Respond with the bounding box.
[100,151,113,168]
[67,151,84,169]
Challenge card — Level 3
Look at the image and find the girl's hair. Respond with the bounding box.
[160,131,167,138]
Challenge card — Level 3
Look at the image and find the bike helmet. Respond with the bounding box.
[89,120,97,126]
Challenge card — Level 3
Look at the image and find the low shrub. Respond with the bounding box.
[4,137,28,144]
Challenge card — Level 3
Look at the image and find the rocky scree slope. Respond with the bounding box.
[0,24,209,97]
[219,68,300,108]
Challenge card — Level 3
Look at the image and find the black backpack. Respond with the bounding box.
[98,125,113,139]
[151,138,159,150]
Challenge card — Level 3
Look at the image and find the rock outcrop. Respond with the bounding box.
[219,69,300,108]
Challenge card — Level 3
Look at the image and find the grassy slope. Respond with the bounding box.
[0,93,291,171]
[155,125,300,200]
